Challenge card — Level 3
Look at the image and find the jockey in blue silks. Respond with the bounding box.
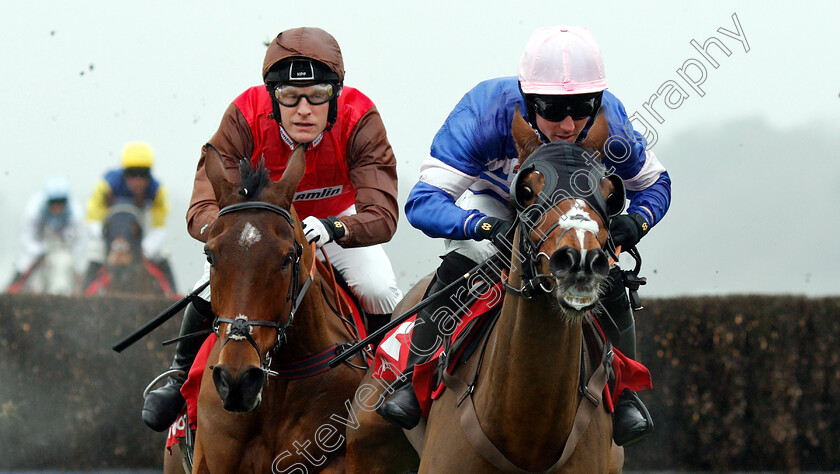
[378,25,671,447]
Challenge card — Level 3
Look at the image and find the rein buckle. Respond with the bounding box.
[580,385,600,406]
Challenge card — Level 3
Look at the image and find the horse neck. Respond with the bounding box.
[475,253,584,444]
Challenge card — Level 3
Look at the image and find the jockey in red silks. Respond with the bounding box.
[378,25,671,447]
[141,27,403,432]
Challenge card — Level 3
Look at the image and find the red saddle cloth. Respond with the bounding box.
[372,282,653,418]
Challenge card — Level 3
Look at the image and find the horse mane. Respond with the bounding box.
[238,157,272,200]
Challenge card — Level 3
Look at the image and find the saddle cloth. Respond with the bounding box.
[371,281,653,418]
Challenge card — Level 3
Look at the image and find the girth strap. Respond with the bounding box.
[442,338,612,473]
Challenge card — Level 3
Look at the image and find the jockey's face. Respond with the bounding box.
[47,199,67,216]
[277,85,330,144]
[535,114,590,143]
[125,174,150,197]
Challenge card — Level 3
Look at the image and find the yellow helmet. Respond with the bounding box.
[121,142,154,169]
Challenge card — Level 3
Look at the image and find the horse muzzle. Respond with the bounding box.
[211,364,266,412]
[547,246,610,312]
[548,246,609,278]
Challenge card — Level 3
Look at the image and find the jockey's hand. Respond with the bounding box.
[472,216,514,248]
[609,213,649,251]
[302,216,346,248]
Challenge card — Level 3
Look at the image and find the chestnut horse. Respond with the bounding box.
[346,110,625,473]
[169,145,367,473]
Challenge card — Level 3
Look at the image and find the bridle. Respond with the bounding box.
[504,213,605,300]
[504,146,623,299]
[211,201,313,373]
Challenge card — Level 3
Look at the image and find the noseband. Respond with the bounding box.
[211,201,312,370]
[506,145,621,299]
[506,210,604,299]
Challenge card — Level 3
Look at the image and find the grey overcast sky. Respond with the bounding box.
[1,1,838,297]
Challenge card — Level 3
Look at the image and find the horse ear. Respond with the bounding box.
[271,144,306,208]
[599,174,626,218]
[204,143,238,207]
[579,108,608,156]
[512,103,542,161]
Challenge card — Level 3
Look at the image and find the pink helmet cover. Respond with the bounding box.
[518,25,608,95]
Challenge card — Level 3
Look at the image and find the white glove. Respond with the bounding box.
[302,215,332,248]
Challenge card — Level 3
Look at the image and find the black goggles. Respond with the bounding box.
[530,92,601,121]
[124,167,151,178]
[273,83,337,107]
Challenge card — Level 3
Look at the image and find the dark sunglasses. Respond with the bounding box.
[124,167,151,179]
[530,92,601,121]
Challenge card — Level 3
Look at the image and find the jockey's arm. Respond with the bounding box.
[405,174,479,240]
[187,104,253,243]
[604,138,671,229]
[405,87,513,241]
[86,179,112,224]
[599,92,672,230]
[626,170,671,229]
[68,200,88,275]
[337,107,399,247]
[15,196,46,273]
[84,179,113,264]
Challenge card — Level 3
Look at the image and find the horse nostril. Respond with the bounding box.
[212,365,233,401]
[586,249,609,277]
[238,366,266,401]
[549,247,580,275]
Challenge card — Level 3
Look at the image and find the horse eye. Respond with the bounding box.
[519,185,534,202]
[204,247,214,266]
[280,251,294,270]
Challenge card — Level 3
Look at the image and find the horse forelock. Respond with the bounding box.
[238,158,272,201]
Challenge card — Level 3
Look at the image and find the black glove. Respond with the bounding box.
[609,213,649,251]
[471,216,513,247]
[323,216,346,241]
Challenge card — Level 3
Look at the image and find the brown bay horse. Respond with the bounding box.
[346,109,625,473]
[167,145,367,473]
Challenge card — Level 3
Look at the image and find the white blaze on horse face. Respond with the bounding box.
[558,199,599,250]
[239,222,261,250]
[553,199,600,311]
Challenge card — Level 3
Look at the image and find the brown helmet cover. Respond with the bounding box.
[262,27,345,83]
